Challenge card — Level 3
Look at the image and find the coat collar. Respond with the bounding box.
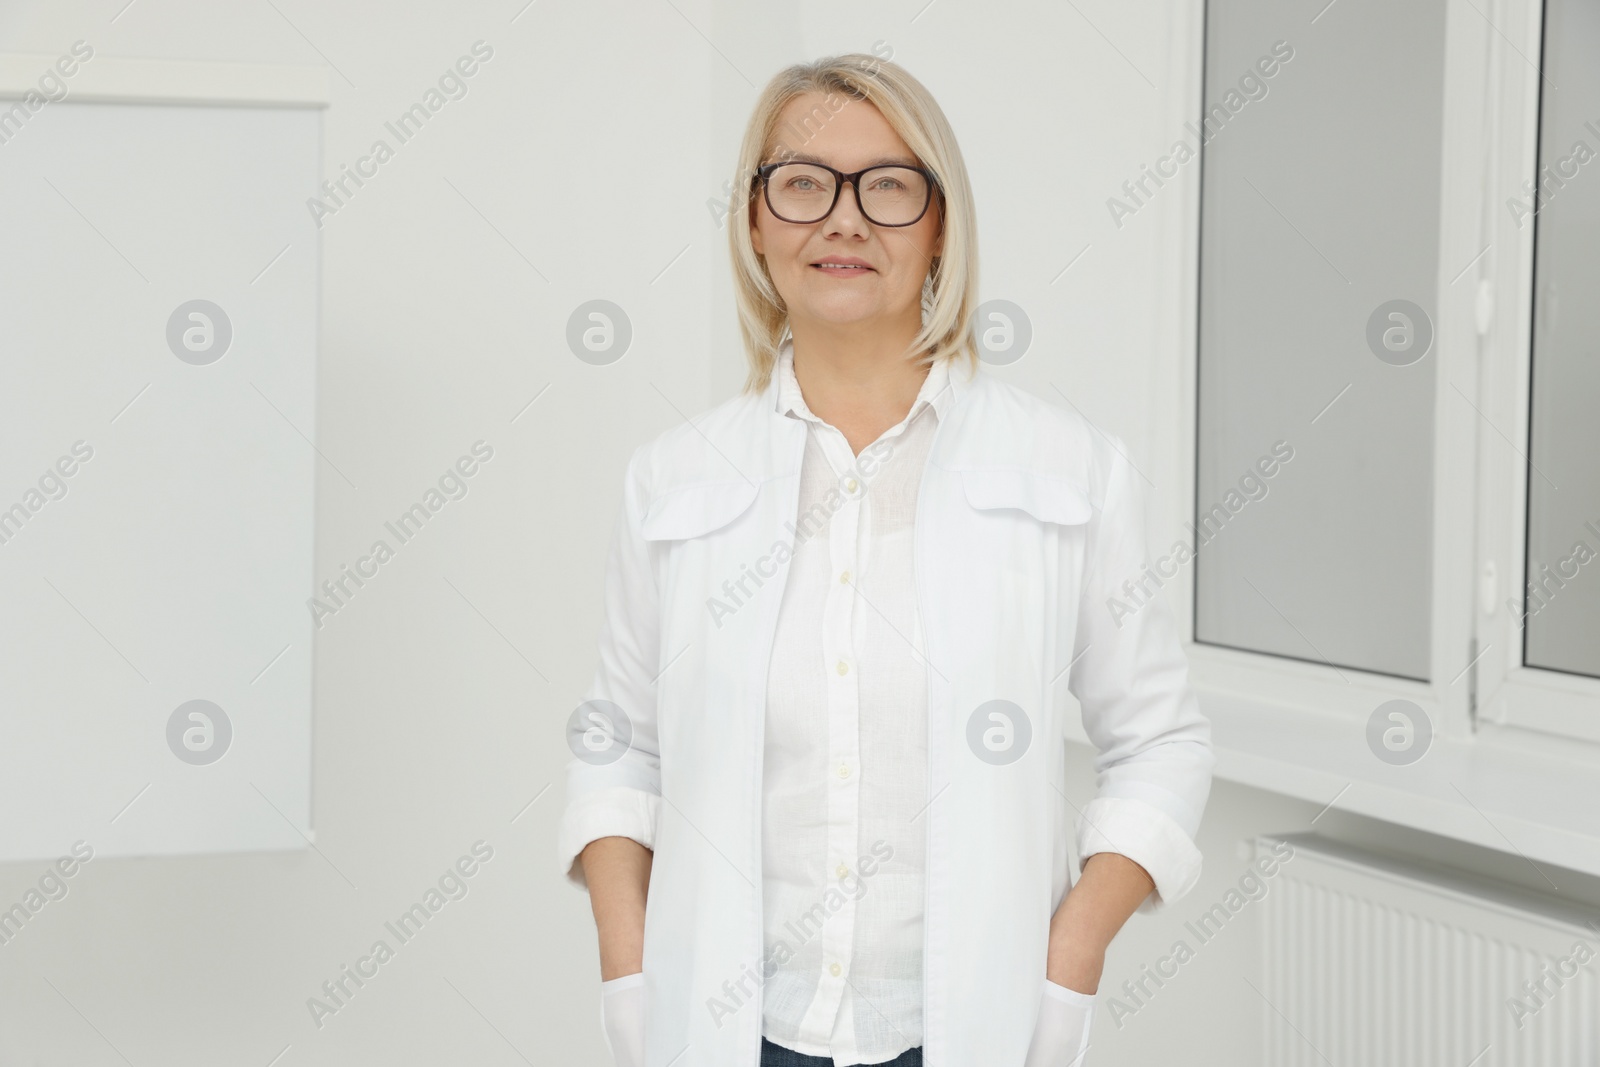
[746,337,982,479]
[645,340,1097,502]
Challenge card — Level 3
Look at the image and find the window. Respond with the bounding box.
[1194,0,1448,683]
[1188,0,1599,748]
[1522,0,1600,682]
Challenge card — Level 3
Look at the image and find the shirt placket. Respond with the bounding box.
[794,421,868,1049]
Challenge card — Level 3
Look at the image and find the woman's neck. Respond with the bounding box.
[789,324,931,456]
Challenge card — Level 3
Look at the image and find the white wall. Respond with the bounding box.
[0,1,1371,1064]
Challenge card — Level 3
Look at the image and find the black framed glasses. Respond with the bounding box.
[755,160,940,227]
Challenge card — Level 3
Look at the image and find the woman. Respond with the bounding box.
[558,53,1215,1067]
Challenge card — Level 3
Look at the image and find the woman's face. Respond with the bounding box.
[750,93,944,335]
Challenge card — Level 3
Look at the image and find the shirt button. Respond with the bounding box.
[830,962,842,977]
[839,569,852,584]
[844,477,859,493]
[836,862,849,878]
[836,660,849,675]
[837,763,851,778]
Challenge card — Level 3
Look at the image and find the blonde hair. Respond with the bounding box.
[727,52,980,395]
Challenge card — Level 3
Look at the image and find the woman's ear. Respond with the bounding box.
[748,189,764,256]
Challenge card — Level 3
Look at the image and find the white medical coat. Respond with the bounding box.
[558,351,1215,1067]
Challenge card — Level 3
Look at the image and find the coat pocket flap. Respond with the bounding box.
[960,468,1093,525]
[641,479,760,541]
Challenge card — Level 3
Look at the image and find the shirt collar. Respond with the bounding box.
[775,335,953,428]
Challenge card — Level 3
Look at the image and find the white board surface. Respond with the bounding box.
[0,96,320,861]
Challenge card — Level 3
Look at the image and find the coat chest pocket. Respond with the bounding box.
[958,466,1093,597]
[640,477,775,747]
[956,468,1094,688]
[959,468,1093,529]
[640,479,759,541]
[639,478,765,650]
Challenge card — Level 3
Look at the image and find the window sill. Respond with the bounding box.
[1067,687,1600,881]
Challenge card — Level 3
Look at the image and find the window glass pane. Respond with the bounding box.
[1194,0,1446,680]
[1524,0,1600,680]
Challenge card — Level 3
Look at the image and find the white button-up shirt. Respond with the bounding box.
[757,339,951,1065]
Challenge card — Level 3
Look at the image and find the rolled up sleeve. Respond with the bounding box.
[1067,437,1215,913]
[556,444,664,893]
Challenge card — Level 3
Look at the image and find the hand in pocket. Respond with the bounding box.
[1022,977,1096,1067]
[600,971,646,1067]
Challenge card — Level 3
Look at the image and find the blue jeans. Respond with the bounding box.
[759,1037,923,1066]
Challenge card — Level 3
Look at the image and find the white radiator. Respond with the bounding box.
[1256,834,1600,1066]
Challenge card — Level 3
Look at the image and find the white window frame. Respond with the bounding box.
[1472,0,1600,747]
[1090,0,1600,879]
